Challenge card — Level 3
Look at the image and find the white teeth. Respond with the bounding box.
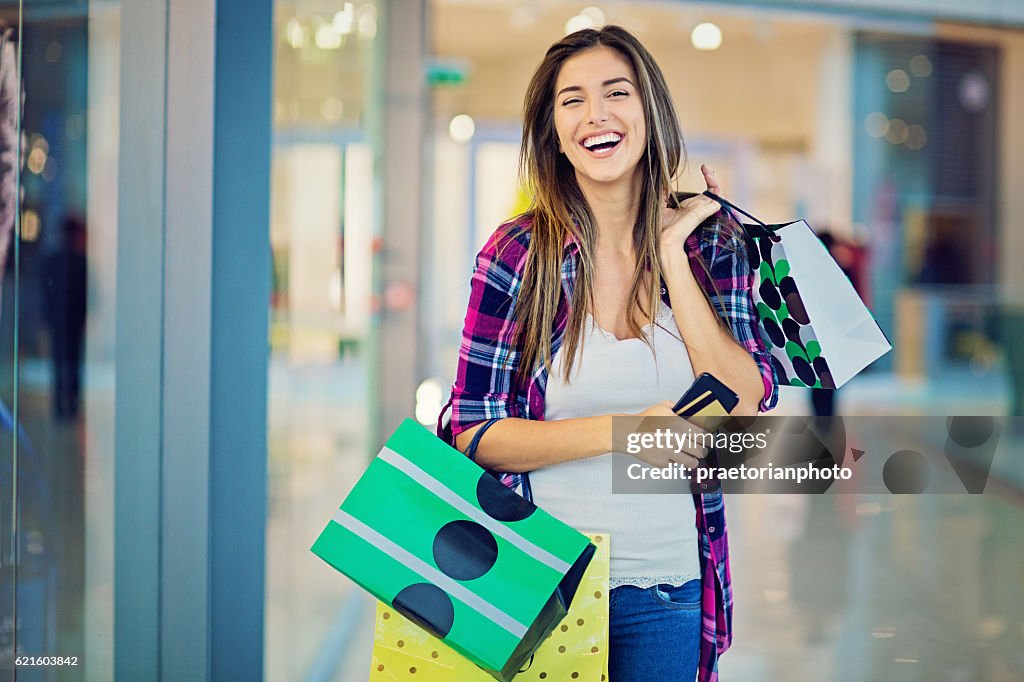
[582,132,622,149]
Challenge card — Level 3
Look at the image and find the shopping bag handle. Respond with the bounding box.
[464,418,534,503]
[463,418,501,462]
[703,190,770,228]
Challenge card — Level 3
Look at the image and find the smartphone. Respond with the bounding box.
[672,373,739,419]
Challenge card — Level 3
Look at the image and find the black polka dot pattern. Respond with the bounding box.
[371,530,611,681]
[476,472,537,522]
[812,357,835,389]
[746,221,852,389]
[782,317,802,345]
[779,276,809,324]
[433,519,498,581]
[759,278,782,310]
[387,485,528,649]
[792,355,816,385]
[392,583,455,639]
[763,317,785,347]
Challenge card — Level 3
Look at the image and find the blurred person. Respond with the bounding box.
[45,215,87,420]
[0,22,17,288]
[438,26,778,682]
[917,222,966,285]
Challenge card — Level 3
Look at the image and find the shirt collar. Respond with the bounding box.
[563,231,580,255]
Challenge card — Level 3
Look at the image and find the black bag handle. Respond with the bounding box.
[463,418,500,462]
[703,190,770,228]
[463,418,533,503]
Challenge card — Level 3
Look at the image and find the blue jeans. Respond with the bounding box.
[608,579,701,682]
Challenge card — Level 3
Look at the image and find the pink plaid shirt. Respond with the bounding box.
[439,212,779,681]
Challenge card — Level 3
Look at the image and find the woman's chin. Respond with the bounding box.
[576,166,635,187]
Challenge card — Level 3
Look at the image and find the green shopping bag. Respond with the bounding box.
[311,419,596,681]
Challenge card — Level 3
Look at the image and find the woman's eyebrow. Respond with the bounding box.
[556,77,635,98]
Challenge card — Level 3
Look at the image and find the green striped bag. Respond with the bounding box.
[311,419,595,681]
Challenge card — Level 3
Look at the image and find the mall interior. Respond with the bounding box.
[0,0,1023,680]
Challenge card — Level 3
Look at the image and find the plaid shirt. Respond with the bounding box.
[438,213,779,682]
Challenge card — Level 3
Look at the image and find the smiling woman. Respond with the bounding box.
[554,52,646,185]
[438,24,779,682]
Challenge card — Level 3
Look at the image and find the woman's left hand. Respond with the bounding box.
[660,164,724,274]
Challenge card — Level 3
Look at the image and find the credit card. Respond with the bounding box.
[673,373,739,426]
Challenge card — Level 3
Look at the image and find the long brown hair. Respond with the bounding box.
[513,25,742,387]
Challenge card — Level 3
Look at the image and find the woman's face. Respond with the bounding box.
[552,46,647,190]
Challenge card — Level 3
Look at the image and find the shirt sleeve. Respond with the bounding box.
[699,224,779,412]
[442,229,529,443]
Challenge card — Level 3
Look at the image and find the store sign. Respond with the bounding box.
[426,58,470,86]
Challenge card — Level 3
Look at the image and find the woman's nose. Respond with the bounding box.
[587,99,609,124]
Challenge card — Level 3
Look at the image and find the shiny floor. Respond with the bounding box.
[295,368,1024,682]
[5,355,1023,682]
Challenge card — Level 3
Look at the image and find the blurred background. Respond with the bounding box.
[0,0,1022,680]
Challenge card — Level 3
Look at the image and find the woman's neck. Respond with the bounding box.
[576,169,643,256]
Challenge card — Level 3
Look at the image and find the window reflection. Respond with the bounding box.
[266,2,379,679]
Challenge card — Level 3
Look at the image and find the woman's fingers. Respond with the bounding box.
[701,163,722,195]
[674,193,722,224]
[661,167,730,242]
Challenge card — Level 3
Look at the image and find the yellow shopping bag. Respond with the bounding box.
[369,532,610,681]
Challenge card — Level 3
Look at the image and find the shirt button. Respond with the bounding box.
[660,287,667,295]
[708,526,716,533]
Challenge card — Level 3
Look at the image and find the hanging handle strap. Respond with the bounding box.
[463,418,500,462]
[703,190,769,228]
[463,418,534,504]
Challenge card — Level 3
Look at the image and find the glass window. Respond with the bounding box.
[266,2,380,679]
[0,2,119,678]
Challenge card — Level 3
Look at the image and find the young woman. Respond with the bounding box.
[438,25,778,682]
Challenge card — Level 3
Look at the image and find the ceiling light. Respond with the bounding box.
[449,114,475,143]
[691,23,722,51]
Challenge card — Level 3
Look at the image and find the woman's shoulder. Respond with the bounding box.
[688,212,749,263]
[478,212,535,271]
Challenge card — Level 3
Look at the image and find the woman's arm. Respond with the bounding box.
[454,415,617,472]
[664,250,767,416]
[659,168,779,415]
[456,402,706,472]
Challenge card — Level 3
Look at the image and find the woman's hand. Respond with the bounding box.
[628,400,710,469]
[660,164,725,275]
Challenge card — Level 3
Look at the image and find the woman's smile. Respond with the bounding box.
[579,130,625,157]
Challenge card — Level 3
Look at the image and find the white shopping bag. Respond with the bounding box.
[707,192,892,389]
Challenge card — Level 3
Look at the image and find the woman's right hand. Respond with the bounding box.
[629,400,710,469]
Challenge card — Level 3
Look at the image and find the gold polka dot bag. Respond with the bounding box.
[369,532,610,682]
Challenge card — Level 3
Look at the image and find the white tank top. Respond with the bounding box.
[530,300,701,588]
